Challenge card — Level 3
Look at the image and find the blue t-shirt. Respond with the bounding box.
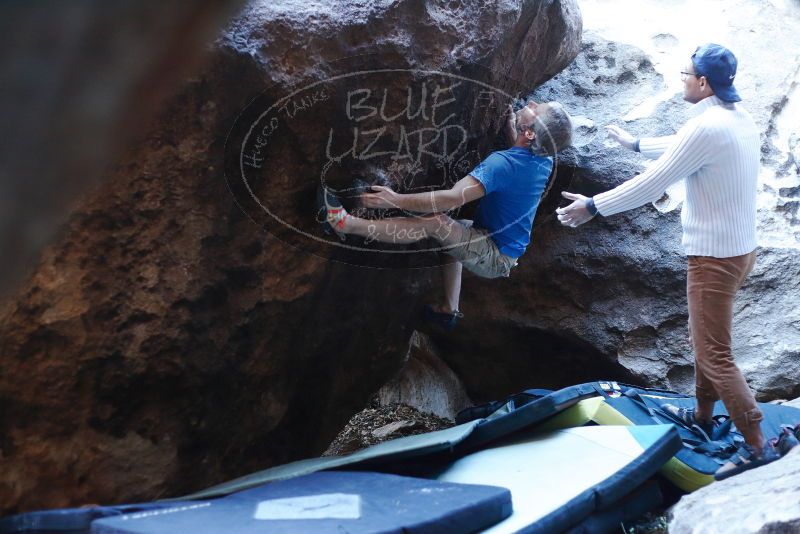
[469,147,553,258]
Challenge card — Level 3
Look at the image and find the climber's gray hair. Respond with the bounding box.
[529,102,573,156]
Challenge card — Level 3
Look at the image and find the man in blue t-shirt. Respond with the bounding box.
[320,100,573,328]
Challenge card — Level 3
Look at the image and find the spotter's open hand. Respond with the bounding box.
[556,191,595,228]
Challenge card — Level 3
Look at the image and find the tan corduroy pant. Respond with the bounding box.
[688,250,762,434]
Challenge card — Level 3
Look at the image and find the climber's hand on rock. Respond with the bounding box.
[361,185,400,209]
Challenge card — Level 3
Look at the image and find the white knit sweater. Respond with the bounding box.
[594,95,760,258]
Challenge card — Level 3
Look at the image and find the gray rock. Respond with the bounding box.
[371,420,419,439]
[436,0,800,401]
[790,134,800,175]
[376,331,473,420]
[668,448,800,534]
[542,2,800,401]
[437,34,691,400]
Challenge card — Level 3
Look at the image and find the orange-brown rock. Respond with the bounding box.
[0,0,582,514]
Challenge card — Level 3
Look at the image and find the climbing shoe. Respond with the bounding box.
[423,304,464,330]
[773,425,800,456]
[660,403,718,439]
[316,185,347,241]
[714,441,781,481]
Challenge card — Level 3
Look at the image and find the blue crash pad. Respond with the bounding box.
[90,471,512,534]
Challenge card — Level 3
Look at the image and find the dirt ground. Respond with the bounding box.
[323,400,453,456]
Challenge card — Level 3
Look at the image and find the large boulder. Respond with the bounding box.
[0,1,245,297]
[436,0,800,402]
[432,34,674,400]
[668,448,800,534]
[0,0,582,514]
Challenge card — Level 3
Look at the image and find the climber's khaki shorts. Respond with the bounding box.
[441,219,518,279]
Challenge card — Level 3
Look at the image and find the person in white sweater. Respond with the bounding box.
[556,43,780,479]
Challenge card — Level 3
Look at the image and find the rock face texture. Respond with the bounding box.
[0,0,582,514]
[668,448,800,534]
[438,0,800,402]
[0,1,245,297]
[376,332,472,420]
